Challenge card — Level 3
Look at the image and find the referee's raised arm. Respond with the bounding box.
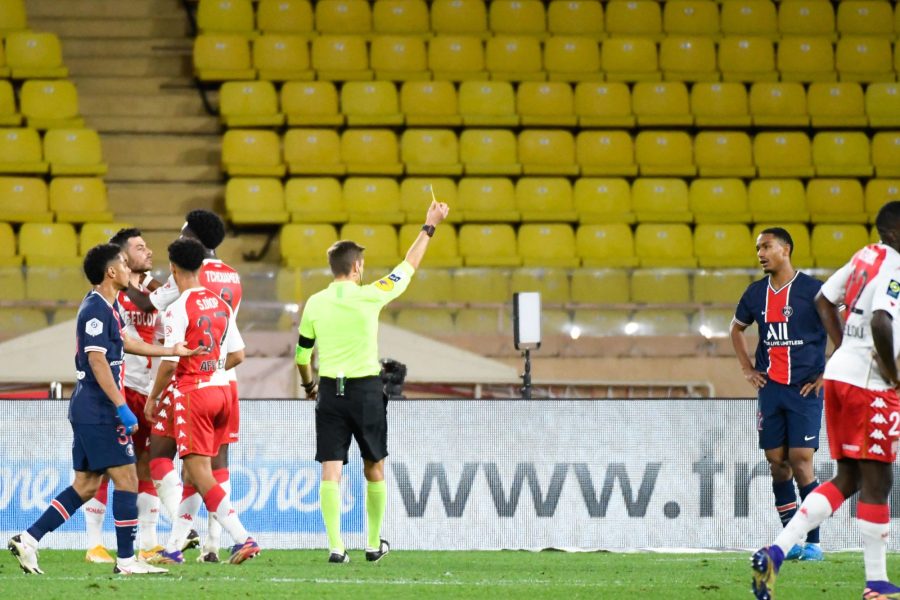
[403,199,450,270]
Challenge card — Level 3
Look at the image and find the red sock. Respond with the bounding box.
[138,480,158,496]
[203,484,227,513]
[149,458,175,481]
[213,468,229,484]
[94,478,109,505]
[181,484,197,500]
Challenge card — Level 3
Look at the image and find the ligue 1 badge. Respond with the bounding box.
[782,305,793,318]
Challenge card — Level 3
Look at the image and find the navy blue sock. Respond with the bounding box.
[113,490,138,559]
[773,479,797,527]
[27,486,84,542]
[799,480,821,544]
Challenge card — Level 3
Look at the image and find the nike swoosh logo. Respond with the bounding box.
[804,435,816,441]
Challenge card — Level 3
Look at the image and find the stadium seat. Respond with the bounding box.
[0,128,45,174]
[458,81,518,126]
[570,308,631,336]
[280,223,339,268]
[516,178,578,222]
[690,178,751,224]
[518,224,579,268]
[0,0,26,37]
[632,178,692,223]
[806,179,867,224]
[812,132,872,177]
[285,177,347,223]
[518,82,576,127]
[0,222,22,268]
[0,81,20,126]
[576,223,638,268]
[485,36,544,81]
[458,224,521,266]
[373,0,429,36]
[25,264,84,301]
[400,178,460,223]
[571,269,629,304]
[193,34,255,81]
[574,178,634,224]
[6,32,68,79]
[459,129,521,175]
[836,37,893,83]
[539,309,573,339]
[225,178,289,225]
[602,38,660,82]
[341,129,403,175]
[718,37,777,82]
[510,268,571,304]
[872,132,900,177]
[343,177,404,224]
[807,83,866,128]
[631,308,691,336]
[574,82,634,128]
[284,129,343,175]
[370,36,428,81]
[427,36,487,81]
[257,0,314,36]
[663,1,719,37]
[401,129,462,175]
[721,1,778,39]
[692,308,737,338]
[576,131,637,177]
[778,1,835,39]
[865,179,900,223]
[691,82,751,127]
[20,80,83,130]
[635,223,696,268]
[544,36,603,82]
[776,37,836,83]
[398,223,462,267]
[0,177,49,222]
[490,0,546,37]
[79,222,131,255]
[694,224,755,268]
[632,82,692,126]
[631,269,691,304]
[341,81,403,126]
[281,81,342,126]
[659,36,718,82]
[452,268,510,303]
[50,178,112,224]
[43,129,107,176]
[605,1,662,39]
[311,36,372,81]
[866,83,900,128]
[837,1,893,37]
[694,131,755,178]
[457,177,519,222]
[222,129,284,177]
[431,0,488,37]
[754,132,814,178]
[749,179,810,223]
[339,224,401,267]
[253,35,313,81]
[693,271,752,304]
[749,82,808,127]
[401,81,461,126]
[0,308,47,339]
[634,131,695,176]
[454,307,510,335]
[751,223,810,267]
[811,224,870,268]
[315,0,371,35]
[547,0,605,39]
[395,308,455,335]
[401,268,453,303]
[219,81,284,128]
[197,0,254,34]
[518,130,578,176]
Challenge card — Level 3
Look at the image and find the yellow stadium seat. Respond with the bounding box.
[836,37,893,83]
[25,264,85,301]
[749,82,808,127]
[871,225,881,244]
[0,177,49,222]
[222,129,284,177]
[574,82,634,128]
[0,0,26,36]
[807,82,866,128]
[458,80,518,126]
[43,129,107,176]
[659,36,718,82]
[634,223,696,267]
[749,179,809,222]
[632,82,692,126]
[341,81,403,126]
[281,81,342,126]
[343,177,405,223]
[285,177,347,223]
[401,81,460,126]
[543,36,602,83]
[427,36,487,81]
[571,270,629,304]
[460,129,521,175]
[193,34,255,81]
[257,0,314,36]
[459,224,521,266]
[6,32,68,79]
[571,308,631,336]
[518,82,576,127]
[663,1,719,37]
[867,83,900,128]
[0,224,23,268]
[457,177,519,221]
[315,0,371,34]
[19,80,83,130]
[485,35,544,81]
[719,37,777,82]
[691,82,751,127]
[602,38,660,82]
[516,177,578,222]
[631,270,690,303]
[518,224,579,267]
[401,268,453,303]
[400,178,460,223]
[0,80,20,126]
[431,0,488,36]
[311,36,372,81]
[399,223,462,267]
[695,131,755,178]
[754,132,814,178]
[721,1,777,39]
[694,224,755,268]
[692,308,738,337]
[401,129,461,175]
[518,130,578,176]
[50,178,112,224]
[777,36,836,83]
[757,221,813,266]
[576,223,638,267]
[837,1,893,37]
[452,268,510,303]
[548,0,605,39]
[574,178,634,224]
[865,179,900,223]
[635,131,695,177]
[370,36,429,81]
[281,223,338,268]
[79,222,131,255]
[806,179,867,224]
[778,1,835,39]
[0,308,47,338]
[253,35,313,81]
[219,81,284,128]
[510,268,571,304]
[872,132,900,177]
[693,271,752,304]
[576,130,637,177]
[632,178,692,223]
[284,128,343,175]
[454,307,510,334]
[339,224,401,267]
[812,132,872,177]
[490,0,546,37]
[690,178,751,223]
[341,129,403,175]
[197,0,254,34]
[395,308,455,335]
[373,0,429,36]
[225,178,289,225]
[605,0,662,38]
[0,128,45,174]
[811,224,870,268]
[633,309,692,336]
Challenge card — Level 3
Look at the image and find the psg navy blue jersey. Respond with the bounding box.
[734,272,826,386]
[69,291,125,425]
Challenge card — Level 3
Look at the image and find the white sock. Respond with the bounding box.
[859,518,890,582]
[164,490,202,553]
[83,498,106,549]
[211,496,249,544]
[774,492,834,554]
[153,469,183,522]
[137,492,161,551]
[20,531,38,549]
[204,478,230,551]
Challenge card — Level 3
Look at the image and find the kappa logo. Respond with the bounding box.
[85,318,103,337]
[176,416,186,425]
[871,429,888,440]
[782,305,793,318]
[870,444,886,455]
[158,409,167,419]
[154,422,164,431]
[872,414,889,424]
[178,444,187,453]
[178,431,186,438]
[175,402,185,412]
[872,397,888,408]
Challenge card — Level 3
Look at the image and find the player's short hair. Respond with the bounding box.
[327,240,366,277]
[168,238,205,272]
[875,201,900,241]
[108,227,142,248]
[759,227,794,257]
[83,243,122,285]
[184,209,226,250]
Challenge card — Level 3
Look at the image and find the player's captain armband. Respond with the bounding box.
[295,334,315,365]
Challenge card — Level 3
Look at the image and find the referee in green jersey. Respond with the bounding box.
[295,199,450,564]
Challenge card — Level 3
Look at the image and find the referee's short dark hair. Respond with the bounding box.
[185,209,226,250]
[759,227,794,257]
[328,240,366,277]
[168,238,205,272]
[83,243,122,285]
[876,200,900,242]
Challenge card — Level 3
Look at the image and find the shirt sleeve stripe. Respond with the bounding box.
[731,316,750,327]
[84,345,108,354]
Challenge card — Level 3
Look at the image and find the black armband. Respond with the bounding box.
[298,334,315,349]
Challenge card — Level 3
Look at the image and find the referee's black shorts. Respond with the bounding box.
[315,375,388,464]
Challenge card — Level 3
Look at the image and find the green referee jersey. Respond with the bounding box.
[295,261,415,378]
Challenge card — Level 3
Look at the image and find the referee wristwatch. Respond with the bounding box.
[422,224,436,237]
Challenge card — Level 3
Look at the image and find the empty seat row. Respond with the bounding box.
[0,31,67,80]
[195,32,900,84]
[0,127,106,176]
[0,221,129,267]
[0,307,75,340]
[0,177,110,226]
[0,79,83,130]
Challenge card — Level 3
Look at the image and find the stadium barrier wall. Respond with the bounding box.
[0,399,892,551]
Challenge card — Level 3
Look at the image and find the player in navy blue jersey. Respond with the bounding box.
[8,244,200,576]
[730,227,828,562]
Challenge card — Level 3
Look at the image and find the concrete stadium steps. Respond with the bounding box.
[109,182,221,229]
[81,91,219,134]
[102,133,221,182]
[26,0,185,19]
[30,17,193,39]
[66,56,192,78]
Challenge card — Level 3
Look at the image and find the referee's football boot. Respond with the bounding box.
[8,534,43,575]
[113,556,169,575]
[85,544,115,563]
[328,550,350,563]
[228,537,261,564]
[366,539,390,563]
[863,581,900,599]
[181,528,201,551]
[751,545,784,600]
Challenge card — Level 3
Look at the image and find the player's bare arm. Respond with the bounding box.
[815,290,845,351]
[730,319,767,389]
[125,283,156,313]
[224,349,245,371]
[297,362,318,400]
[404,200,450,270]
[86,351,127,409]
[871,310,899,387]
[122,334,204,358]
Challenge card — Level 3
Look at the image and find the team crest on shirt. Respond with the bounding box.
[85,318,103,336]
[888,280,900,299]
[781,305,793,318]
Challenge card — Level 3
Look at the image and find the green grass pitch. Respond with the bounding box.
[2,549,899,599]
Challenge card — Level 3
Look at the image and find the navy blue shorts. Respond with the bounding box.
[757,379,823,450]
[71,422,136,473]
